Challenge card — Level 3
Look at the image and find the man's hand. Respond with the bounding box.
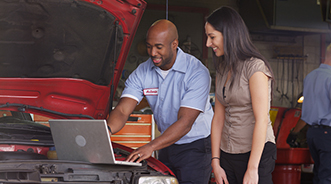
[126,143,154,163]
[286,129,299,148]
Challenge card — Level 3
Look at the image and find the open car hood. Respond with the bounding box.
[0,0,146,119]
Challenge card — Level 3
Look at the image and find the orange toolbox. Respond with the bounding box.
[112,114,155,149]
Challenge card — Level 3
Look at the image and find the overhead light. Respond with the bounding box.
[297,96,304,103]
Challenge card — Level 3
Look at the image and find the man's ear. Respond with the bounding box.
[172,39,179,49]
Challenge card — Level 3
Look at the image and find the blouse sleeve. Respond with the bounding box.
[245,58,272,80]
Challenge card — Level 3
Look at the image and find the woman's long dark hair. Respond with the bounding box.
[207,6,274,92]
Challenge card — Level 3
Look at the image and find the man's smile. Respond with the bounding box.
[152,57,162,64]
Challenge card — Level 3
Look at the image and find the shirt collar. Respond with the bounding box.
[320,63,331,69]
[149,47,187,73]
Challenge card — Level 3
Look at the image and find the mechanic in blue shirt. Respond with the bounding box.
[301,43,331,183]
[107,19,213,184]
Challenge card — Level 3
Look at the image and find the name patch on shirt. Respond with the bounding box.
[143,88,158,96]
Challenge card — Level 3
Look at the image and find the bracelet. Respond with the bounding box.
[211,157,220,161]
[107,125,113,134]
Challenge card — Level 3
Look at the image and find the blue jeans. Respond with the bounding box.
[307,126,331,184]
[158,135,212,184]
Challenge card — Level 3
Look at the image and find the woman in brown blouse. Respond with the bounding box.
[205,6,276,184]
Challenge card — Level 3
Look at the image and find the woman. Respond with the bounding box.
[205,6,276,184]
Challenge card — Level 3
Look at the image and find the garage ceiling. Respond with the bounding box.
[144,0,331,36]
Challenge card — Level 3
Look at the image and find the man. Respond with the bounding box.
[301,43,331,183]
[107,19,213,184]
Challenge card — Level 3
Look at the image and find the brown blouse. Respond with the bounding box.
[215,57,275,154]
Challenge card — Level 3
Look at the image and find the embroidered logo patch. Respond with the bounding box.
[143,88,158,96]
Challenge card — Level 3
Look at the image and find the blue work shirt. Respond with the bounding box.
[302,63,331,126]
[121,48,213,144]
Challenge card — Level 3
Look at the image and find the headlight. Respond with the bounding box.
[138,176,178,184]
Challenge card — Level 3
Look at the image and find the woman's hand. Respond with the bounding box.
[212,160,229,184]
[243,168,258,184]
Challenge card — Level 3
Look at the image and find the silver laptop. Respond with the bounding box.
[49,119,142,166]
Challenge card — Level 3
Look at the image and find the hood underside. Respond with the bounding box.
[0,0,146,119]
[0,0,122,85]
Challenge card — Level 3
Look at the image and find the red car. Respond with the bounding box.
[0,0,178,183]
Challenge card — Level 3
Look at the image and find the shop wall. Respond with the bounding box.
[121,3,326,109]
